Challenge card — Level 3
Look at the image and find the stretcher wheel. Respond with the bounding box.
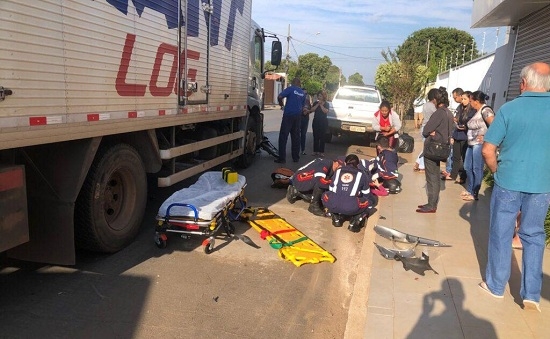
[226,221,235,235]
[155,233,168,249]
[203,238,215,254]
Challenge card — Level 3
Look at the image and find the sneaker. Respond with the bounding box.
[301,151,307,155]
[523,300,541,312]
[286,185,298,204]
[348,214,366,232]
[331,213,343,227]
[274,158,286,164]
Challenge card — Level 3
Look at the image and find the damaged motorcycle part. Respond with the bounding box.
[374,225,450,247]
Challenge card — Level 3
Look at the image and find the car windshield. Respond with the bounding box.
[335,88,380,103]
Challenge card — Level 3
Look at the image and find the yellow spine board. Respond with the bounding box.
[244,208,336,267]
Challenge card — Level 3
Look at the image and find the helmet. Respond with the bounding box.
[383,178,401,194]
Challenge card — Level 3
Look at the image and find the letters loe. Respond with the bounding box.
[116,33,200,97]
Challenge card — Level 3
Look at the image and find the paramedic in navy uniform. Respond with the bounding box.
[276,77,305,163]
[322,154,377,232]
[286,157,344,216]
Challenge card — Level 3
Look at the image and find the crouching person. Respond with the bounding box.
[373,136,402,194]
[286,157,343,216]
[322,154,377,232]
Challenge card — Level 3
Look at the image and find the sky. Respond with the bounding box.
[251,0,507,84]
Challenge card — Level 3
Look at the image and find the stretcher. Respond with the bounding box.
[241,207,336,267]
[155,171,248,253]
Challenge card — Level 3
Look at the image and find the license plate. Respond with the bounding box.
[349,126,366,132]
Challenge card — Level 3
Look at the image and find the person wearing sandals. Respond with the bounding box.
[311,90,330,157]
[372,100,402,149]
[480,62,550,312]
[461,91,494,201]
[441,89,462,181]
[449,91,476,184]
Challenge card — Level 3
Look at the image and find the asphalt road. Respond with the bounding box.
[0,108,376,339]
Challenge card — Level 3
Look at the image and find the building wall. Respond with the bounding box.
[434,33,516,112]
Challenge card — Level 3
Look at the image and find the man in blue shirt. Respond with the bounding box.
[276,77,305,163]
[480,62,550,312]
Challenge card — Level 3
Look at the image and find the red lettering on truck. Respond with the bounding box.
[116,33,200,97]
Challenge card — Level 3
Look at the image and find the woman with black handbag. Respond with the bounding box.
[417,87,455,213]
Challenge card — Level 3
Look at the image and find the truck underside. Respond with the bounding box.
[1,112,262,265]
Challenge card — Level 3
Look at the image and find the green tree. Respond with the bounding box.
[397,27,479,81]
[347,73,364,86]
[324,65,342,99]
[375,49,428,127]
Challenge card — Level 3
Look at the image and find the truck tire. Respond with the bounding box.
[237,115,257,168]
[75,144,147,253]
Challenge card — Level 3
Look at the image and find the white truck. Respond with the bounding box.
[0,0,282,264]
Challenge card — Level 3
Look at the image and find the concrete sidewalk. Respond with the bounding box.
[345,129,550,339]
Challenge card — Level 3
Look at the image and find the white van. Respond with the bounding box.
[326,85,382,142]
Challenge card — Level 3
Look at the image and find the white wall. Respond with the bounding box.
[434,32,517,112]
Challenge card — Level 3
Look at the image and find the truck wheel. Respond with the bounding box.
[237,115,257,168]
[75,144,147,253]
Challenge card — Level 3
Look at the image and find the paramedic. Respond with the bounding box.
[322,154,377,232]
[286,157,344,216]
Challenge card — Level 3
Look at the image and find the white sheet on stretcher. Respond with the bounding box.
[157,171,246,220]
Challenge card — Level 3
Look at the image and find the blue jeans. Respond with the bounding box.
[485,184,550,301]
[445,147,453,173]
[464,144,483,196]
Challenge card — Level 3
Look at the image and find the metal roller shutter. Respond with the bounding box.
[506,5,550,101]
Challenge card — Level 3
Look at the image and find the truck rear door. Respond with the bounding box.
[180,0,210,105]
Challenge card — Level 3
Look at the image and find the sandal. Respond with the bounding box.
[462,194,475,201]
[460,191,470,197]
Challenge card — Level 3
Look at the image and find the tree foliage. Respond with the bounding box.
[347,73,365,86]
[396,27,479,81]
[375,49,428,126]
[265,53,347,99]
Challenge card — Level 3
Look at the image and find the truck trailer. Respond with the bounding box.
[0,0,282,264]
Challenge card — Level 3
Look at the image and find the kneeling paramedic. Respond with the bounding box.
[322,154,377,232]
[372,136,402,194]
[286,157,343,216]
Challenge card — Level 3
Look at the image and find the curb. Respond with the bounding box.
[343,209,379,339]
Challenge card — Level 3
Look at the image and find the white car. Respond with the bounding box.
[326,85,382,142]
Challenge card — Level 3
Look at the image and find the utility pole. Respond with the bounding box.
[495,27,500,51]
[284,24,291,86]
[456,49,459,67]
[286,24,290,65]
[481,31,486,55]
[470,38,474,61]
[425,39,431,67]
[462,44,466,64]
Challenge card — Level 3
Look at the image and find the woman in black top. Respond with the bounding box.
[449,91,476,183]
[311,90,330,156]
[417,87,455,213]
